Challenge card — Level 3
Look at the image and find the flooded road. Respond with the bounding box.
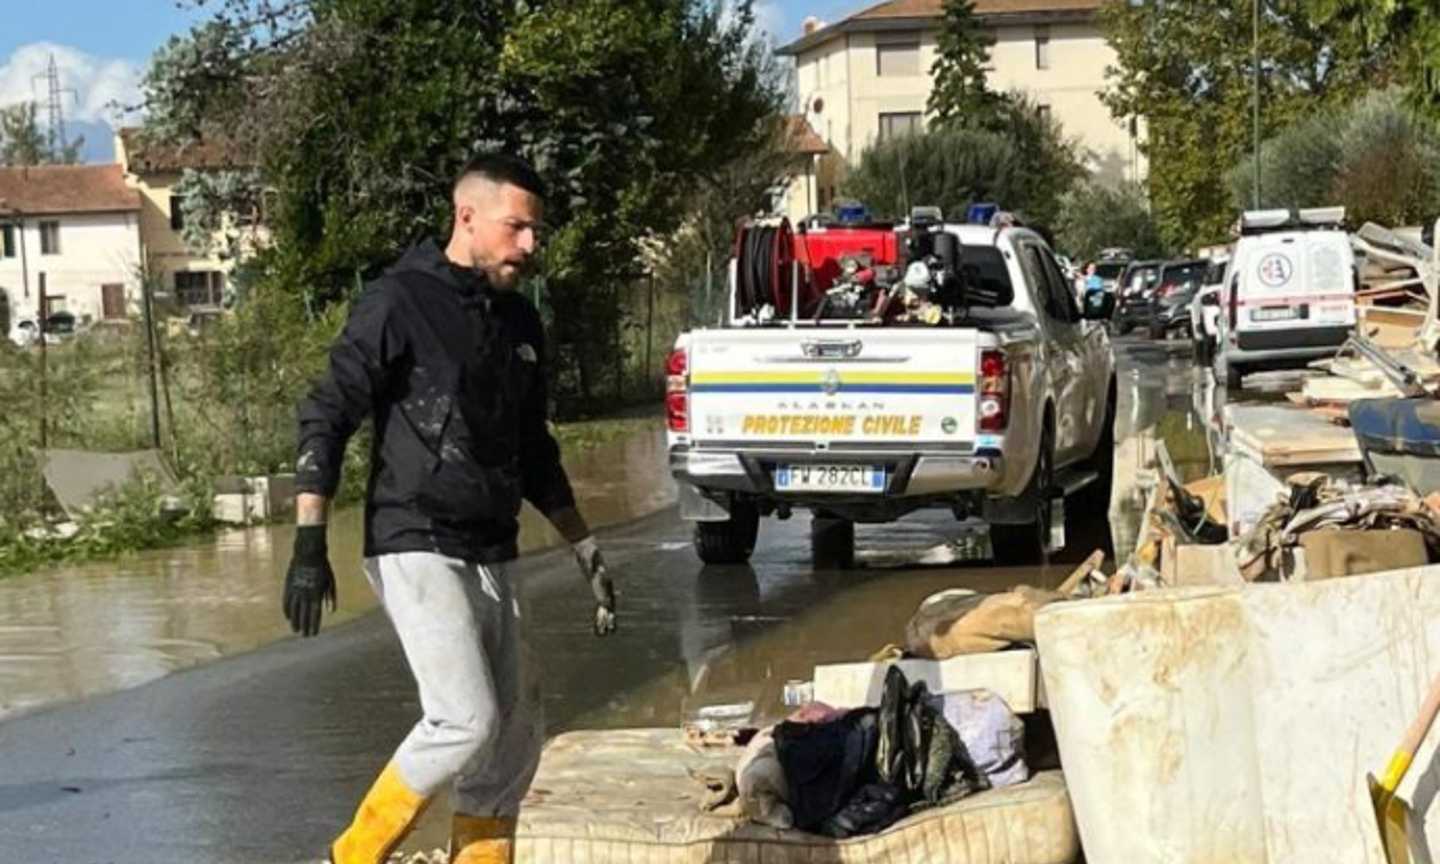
[0,337,1260,863]
[0,426,674,720]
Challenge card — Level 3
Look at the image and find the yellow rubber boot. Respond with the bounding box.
[330,762,432,864]
[449,813,515,864]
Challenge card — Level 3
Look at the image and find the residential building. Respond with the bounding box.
[0,164,143,329]
[115,128,257,309]
[777,0,1145,220]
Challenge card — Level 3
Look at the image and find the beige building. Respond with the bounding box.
[115,129,259,309]
[0,165,143,329]
[777,0,1145,220]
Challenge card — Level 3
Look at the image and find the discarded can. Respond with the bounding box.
[783,679,814,707]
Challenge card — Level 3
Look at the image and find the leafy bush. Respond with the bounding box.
[0,471,214,576]
[1054,180,1168,261]
[1228,89,1440,226]
[842,105,1084,227]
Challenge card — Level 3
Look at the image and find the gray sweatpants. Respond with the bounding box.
[363,552,543,818]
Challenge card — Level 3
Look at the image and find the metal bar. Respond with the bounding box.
[790,259,799,327]
[1343,334,1428,398]
[1252,0,1262,207]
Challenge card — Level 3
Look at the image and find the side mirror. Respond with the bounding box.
[1084,291,1115,320]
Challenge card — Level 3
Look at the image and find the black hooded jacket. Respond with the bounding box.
[294,240,574,562]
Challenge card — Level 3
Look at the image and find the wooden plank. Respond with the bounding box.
[1225,403,1363,467]
[1302,375,1398,404]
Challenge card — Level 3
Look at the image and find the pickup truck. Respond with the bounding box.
[666,217,1118,567]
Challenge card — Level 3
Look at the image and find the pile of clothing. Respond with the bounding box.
[732,667,1028,838]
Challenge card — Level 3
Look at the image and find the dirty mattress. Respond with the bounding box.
[516,728,1078,864]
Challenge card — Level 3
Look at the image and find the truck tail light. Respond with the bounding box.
[666,348,689,433]
[978,349,1009,433]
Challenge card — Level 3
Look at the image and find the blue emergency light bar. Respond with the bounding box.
[967,203,999,225]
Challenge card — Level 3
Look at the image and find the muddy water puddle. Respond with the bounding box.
[572,339,1291,731]
[0,425,672,721]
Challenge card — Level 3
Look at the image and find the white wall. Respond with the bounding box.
[0,211,142,325]
[791,18,1148,186]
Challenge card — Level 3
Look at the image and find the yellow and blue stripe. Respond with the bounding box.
[690,371,975,395]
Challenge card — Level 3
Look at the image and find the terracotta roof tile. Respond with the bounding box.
[852,0,1102,19]
[0,164,141,216]
[118,127,253,174]
[781,0,1103,53]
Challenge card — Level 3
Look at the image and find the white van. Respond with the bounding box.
[1213,207,1357,389]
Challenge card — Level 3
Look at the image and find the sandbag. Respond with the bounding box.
[906,587,1062,659]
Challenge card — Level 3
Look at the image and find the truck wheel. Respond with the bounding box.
[811,515,855,570]
[1116,321,1133,336]
[693,499,759,565]
[1225,360,1244,390]
[991,422,1054,567]
[1074,384,1117,558]
[1080,384,1116,511]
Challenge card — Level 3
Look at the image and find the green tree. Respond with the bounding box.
[844,103,1082,227]
[1054,180,1167,262]
[1,103,47,166]
[0,102,84,165]
[1305,0,1434,109]
[652,114,801,327]
[1229,89,1440,226]
[1225,109,1342,212]
[927,0,1004,129]
[840,117,1082,226]
[139,0,782,413]
[1101,0,1395,250]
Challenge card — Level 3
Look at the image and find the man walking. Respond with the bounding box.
[282,154,618,864]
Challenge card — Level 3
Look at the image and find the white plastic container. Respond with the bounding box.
[1035,567,1440,863]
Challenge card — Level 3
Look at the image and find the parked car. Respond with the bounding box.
[45,311,78,340]
[8,311,85,347]
[1113,260,1163,335]
[1149,259,1209,339]
[1190,255,1230,365]
[1213,207,1357,389]
[8,318,37,348]
[1093,259,1128,293]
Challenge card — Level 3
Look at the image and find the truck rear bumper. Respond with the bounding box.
[668,447,1003,498]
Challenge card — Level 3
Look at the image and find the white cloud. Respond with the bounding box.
[0,42,141,125]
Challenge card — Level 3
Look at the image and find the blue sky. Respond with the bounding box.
[0,0,871,147]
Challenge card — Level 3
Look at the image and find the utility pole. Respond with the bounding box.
[140,272,162,448]
[1252,0,1262,208]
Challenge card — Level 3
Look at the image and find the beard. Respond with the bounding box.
[479,259,525,291]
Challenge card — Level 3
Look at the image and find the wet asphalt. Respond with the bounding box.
[0,337,1203,864]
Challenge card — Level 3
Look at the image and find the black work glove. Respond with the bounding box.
[283,525,336,637]
[573,536,617,636]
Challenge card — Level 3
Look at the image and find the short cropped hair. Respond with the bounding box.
[453,153,547,201]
